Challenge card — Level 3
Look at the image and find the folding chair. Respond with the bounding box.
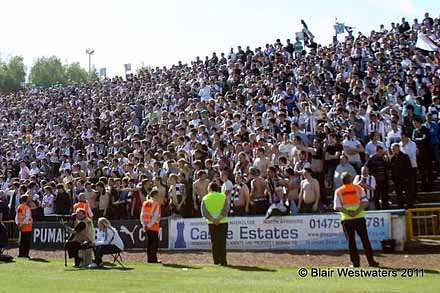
[111,251,124,268]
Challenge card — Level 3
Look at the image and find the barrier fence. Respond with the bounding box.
[31,220,169,250]
[1,211,406,251]
[405,208,440,240]
[0,220,19,243]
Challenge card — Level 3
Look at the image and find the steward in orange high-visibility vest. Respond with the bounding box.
[333,172,379,268]
[15,195,33,258]
[140,190,163,263]
[73,193,93,219]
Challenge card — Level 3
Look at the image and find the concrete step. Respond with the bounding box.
[388,190,440,203]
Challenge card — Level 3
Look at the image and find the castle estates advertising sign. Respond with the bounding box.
[168,214,391,251]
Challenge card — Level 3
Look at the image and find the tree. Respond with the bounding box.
[88,68,99,81]
[136,62,153,74]
[65,62,89,85]
[0,55,26,92]
[28,56,67,87]
[29,57,97,87]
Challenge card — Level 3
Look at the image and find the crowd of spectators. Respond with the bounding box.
[0,12,439,222]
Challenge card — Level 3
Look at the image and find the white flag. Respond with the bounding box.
[416,33,440,52]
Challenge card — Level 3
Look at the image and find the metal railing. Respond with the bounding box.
[405,208,440,239]
[0,220,19,243]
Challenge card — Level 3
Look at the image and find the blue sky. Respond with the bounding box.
[0,0,438,77]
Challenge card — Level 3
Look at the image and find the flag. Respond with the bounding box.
[416,32,440,52]
[301,19,315,43]
[295,32,304,40]
[99,68,107,78]
[124,63,132,72]
[335,23,353,35]
[335,23,345,34]
[344,25,353,33]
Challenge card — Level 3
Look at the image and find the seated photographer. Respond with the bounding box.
[65,208,94,267]
[88,217,124,268]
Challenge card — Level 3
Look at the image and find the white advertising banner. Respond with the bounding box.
[169,213,391,251]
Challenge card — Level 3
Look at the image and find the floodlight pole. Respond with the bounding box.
[85,48,95,75]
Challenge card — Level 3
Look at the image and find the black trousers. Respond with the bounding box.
[208,223,228,265]
[374,180,388,209]
[230,205,246,216]
[342,218,375,266]
[409,169,417,207]
[94,245,121,265]
[65,241,91,265]
[146,230,159,263]
[250,201,268,215]
[418,149,433,191]
[394,179,411,208]
[92,208,100,221]
[18,231,31,257]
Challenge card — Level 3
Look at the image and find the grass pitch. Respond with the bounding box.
[1,258,439,293]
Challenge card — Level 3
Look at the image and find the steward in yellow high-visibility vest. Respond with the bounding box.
[201,182,229,266]
[333,172,379,268]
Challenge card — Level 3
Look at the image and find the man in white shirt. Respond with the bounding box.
[400,132,418,197]
[279,134,294,157]
[42,186,55,216]
[399,133,417,169]
[385,120,402,150]
[342,129,364,172]
[364,132,386,160]
[198,81,212,102]
[220,170,234,204]
[30,162,40,177]
[367,112,385,141]
[228,48,236,62]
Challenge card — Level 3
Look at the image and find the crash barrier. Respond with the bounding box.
[25,210,405,251]
[405,208,440,240]
[31,220,168,249]
[0,220,19,243]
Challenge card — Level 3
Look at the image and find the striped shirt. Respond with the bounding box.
[353,175,376,200]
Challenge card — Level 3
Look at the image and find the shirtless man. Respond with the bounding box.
[248,167,268,215]
[253,147,270,178]
[192,170,210,213]
[289,135,303,165]
[84,181,98,216]
[298,167,320,213]
[230,173,250,216]
[153,176,167,199]
[283,167,301,214]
